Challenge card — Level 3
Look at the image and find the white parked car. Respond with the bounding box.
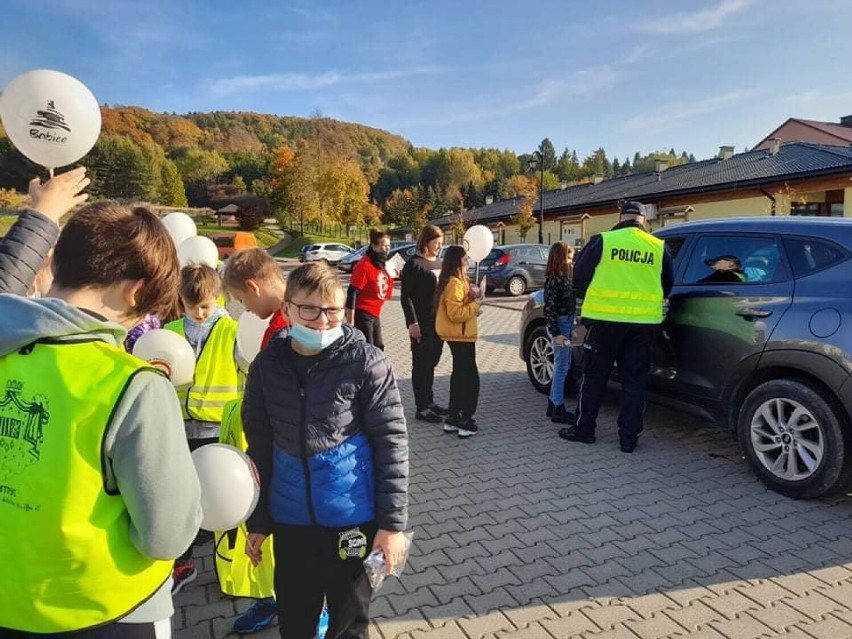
[303,243,354,265]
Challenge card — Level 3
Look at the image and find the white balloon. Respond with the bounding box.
[132,329,196,387]
[192,444,260,532]
[237,312,271,365]
[161,212,197,248]
[0,69,101,169]
[178,236,219,268]
[463,225,495,262]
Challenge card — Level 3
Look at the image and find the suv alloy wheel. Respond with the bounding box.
[737,379,852,499]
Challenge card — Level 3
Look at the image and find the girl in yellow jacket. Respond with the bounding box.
[435,245,482,437]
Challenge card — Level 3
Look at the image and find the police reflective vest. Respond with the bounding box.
[0,340,173,632]
[214,399,275,598]
[165,316,242,423]
[581,227,665,324]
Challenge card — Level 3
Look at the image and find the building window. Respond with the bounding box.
[791,202,821,216]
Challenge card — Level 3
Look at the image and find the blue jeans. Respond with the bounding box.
[549,315,574,406]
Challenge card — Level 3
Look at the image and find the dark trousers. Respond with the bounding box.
[0,623,155,638]
[575,322,656,445]
[177,436,218,563]
[447,341,479,421]
[273,522,376,639]
[354,310,384,351]
[410,329,444,412]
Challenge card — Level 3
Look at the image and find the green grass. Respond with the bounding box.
[274,232,354,259]
[0,216,15,237]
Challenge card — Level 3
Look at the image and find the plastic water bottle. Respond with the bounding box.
[317,605,329,639]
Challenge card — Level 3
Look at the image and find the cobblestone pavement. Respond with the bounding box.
[176,287,852,639]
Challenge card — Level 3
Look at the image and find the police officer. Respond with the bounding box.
[559,201,674,452]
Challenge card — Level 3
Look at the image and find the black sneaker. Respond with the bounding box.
[415,408,444,424]
[443,415,463,433]
[429,404,450,417]
[550,405,575,424]
[558,426,596,444]
[620,439,637,453]
[458,419,479,438]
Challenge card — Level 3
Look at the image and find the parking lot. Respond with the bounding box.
[178,270,852,639]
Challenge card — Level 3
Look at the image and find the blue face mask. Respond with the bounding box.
[290,322,344,352]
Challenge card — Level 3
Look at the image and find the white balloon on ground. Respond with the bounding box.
[0,69,101,169]
[463,225,494,262]
[161,212,197,248]
[192,444,260,532]
[132,329,196,387]
[178,235,219,268]
[237,312,271,365]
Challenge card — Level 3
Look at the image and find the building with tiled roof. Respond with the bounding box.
[755,116,852,149]
[391,142,852,247]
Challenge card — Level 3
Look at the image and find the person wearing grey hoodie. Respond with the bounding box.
[0,167,90,297]
[0,201,202,637]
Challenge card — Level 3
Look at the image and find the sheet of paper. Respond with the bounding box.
[386,253,406,278]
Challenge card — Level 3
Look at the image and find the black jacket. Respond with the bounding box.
[573,220,675,299]
[400,254,442,331]
[0,209,59,295]
[243,324,408,533]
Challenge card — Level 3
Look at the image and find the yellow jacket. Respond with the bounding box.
[436,275,479,342]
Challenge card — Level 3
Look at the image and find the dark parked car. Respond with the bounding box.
[478,244,550,296]
[337,245,368,272]
[388,243,418,263]
[520,217,852,499]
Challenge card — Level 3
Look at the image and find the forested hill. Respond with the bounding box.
[0,105,695,230]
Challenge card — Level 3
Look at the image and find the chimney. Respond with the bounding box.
[654,160,669,173]
[718,145,735,161]
[485,195,494,205]
[592,174,604,185]
[840,115,852,128]
[768,138,781,156]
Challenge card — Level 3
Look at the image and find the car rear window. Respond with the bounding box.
[782,237,848,277]
[483,249,504,261]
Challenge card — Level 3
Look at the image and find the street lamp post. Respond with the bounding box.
[528,151,545,244]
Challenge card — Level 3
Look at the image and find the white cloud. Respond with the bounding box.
[623,88,759,133]
[636,0,755,35]
[209,67,442,96]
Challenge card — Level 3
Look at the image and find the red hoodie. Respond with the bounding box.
[261,309,289,350]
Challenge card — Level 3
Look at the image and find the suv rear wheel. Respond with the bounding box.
[506,275,527,296]
[737,379,852,499]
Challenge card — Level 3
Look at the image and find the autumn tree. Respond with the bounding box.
[511,200,537,241]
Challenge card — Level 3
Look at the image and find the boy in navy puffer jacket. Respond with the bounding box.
[243,262,408,639]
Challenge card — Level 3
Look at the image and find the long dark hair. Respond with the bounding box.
[434,245,468,307]
[545,241,574,279]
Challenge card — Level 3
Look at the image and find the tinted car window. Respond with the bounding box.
[683,235,783,284]
[783,237,848,277]
[664,236,686,261]
[483,248,503,261]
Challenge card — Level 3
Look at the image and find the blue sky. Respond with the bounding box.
[2,0,851,163]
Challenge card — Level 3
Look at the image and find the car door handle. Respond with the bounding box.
[518,261,528,265]
[736,308,773,319]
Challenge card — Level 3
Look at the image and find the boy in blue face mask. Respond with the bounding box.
[164,264,243,595]
[242,262,409,639]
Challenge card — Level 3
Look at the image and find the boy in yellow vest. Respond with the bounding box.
[165,263,243,594]
[0,201,202,636]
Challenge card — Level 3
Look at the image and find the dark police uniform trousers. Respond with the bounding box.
[574,320,657,446]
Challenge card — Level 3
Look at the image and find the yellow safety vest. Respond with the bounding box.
[0,340,173,633]
[214,399,275,598]
[581,227,665,324]
[165,317,242,423]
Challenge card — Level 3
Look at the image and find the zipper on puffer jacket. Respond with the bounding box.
[297,381,318,525]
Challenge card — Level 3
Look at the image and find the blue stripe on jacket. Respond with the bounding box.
[270,432,375,527]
